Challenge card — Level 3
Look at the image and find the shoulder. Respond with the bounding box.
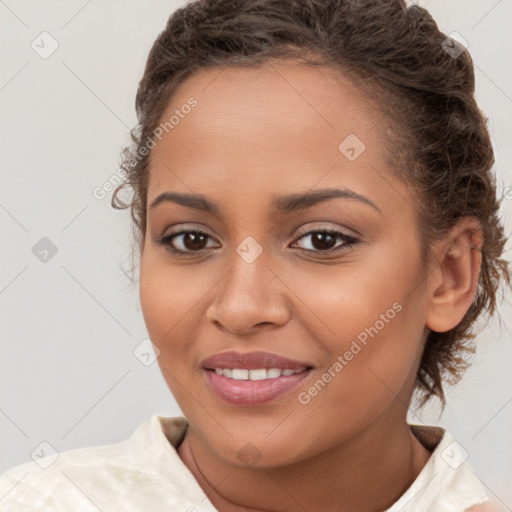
[388,425,494,512]
[0,415,190,511]
[0,434,144,510]
[465,503,509,512]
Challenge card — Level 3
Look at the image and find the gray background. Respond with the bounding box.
[1,0,511,507]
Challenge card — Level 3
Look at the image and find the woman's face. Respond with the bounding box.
[139,60,430,467]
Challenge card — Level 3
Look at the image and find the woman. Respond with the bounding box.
[1,0,509,510]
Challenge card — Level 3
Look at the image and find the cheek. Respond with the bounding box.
[139,259,197,398]
[139,254,205,342]
[299,245,426,399]
[298,249,417,345]
[138,254,218,405]
[296,305,424,448]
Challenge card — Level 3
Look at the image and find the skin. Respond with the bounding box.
[139,59,483,511]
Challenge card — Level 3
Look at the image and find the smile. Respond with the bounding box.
[213,367,306,380]
[201,351,313,406]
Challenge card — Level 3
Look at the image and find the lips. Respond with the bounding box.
[201,350,311,370]
[201,351,313,406]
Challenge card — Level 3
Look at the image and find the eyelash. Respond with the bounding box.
[155,228,359,257]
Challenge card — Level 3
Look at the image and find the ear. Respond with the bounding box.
[425,217,483,333]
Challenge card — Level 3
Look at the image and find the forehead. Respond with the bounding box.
[152,60,382,154]
[147,60,403,214]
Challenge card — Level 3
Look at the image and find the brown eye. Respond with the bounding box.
[292,229,358,254]
[156,228,359,257]
[156,229,218,254]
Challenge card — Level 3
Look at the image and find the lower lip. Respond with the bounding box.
[204,369,311,406]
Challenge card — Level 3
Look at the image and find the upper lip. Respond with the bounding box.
[201,351,312,370]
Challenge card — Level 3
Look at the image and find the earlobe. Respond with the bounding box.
[425,218,483,333]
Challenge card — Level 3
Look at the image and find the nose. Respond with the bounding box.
[205,253,291,336]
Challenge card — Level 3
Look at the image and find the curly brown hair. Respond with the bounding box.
[112,0,510,407]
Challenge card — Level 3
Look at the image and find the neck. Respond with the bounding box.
[177,410,432,512]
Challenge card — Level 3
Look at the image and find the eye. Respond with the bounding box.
[155,227,359,256]
[156,229,219,255]
[291,229,359,254]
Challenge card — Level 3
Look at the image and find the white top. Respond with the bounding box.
[0,415,494,511]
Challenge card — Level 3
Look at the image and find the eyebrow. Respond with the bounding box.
[148,187,382,214]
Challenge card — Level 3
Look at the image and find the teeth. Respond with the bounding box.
[249,369,267,380]
[267,368,282,379]
[232,369,249,380]
[213,367,305,380]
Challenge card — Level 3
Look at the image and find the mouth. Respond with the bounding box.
[211,367,306,379]
[201,351,313,406]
